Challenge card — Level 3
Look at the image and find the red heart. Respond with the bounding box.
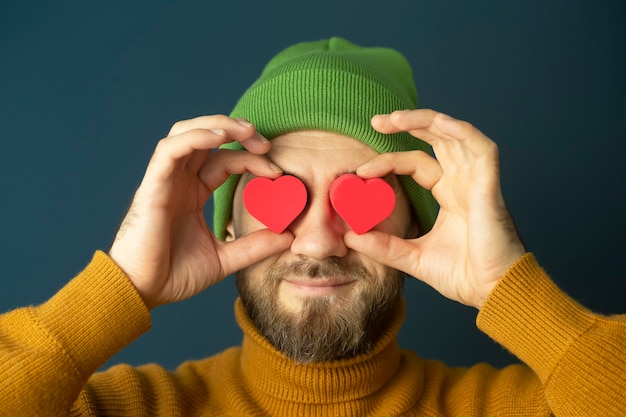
[330,174,396,234]
[242,175,307,233]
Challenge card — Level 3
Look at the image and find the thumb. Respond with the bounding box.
[218,229,294,276]
[344,231,422,278]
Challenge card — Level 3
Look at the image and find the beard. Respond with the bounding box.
[236,256,404,364]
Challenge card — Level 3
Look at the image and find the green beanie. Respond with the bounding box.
[213,37,438,240]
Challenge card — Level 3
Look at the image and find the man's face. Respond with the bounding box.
[228,130,417,363]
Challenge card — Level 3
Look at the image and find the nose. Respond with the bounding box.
[288,190,349,260]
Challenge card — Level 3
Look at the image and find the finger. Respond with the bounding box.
[344,230,422,279]
[198,149,283,192]
[145,131,223,186]
[151,125,268,178]
[431,114,498,159]
[168,115,253,136]
[218,229,294,276]
[143,131,252,191]
[373,110,496,158]
[167,115,270,155]
[371,109,440,135]
[154,128,229,162]
[356,151,443,191]
[142,129,224,183]
[186,148,213,173]
[372,110,454,151]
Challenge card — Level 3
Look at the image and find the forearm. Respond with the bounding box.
[0,251,151,417]
[477,253,626,416]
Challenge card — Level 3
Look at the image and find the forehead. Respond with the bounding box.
[267,130,378,170]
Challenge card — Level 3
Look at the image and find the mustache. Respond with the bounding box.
[266,256,371,283]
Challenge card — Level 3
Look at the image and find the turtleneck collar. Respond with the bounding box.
[234,297,409,404]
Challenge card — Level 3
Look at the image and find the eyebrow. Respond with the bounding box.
[248,167,400,190]
[277,169,358,186]
[282,170,401,191]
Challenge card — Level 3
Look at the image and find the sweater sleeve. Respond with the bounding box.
[477,253,626,416]
[0,251,151,417]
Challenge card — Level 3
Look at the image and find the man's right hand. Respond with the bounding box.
[108,115,294,310]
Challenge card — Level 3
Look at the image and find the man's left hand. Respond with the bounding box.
[344,109,526,309]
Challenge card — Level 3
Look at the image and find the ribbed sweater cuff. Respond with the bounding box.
[476,253,595,382]
[34,250,151,377]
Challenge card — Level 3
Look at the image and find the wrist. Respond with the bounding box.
[475,251,528,310]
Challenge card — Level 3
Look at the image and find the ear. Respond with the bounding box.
[405,201,421,239]
[225,218,235,242]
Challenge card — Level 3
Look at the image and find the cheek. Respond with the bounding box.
[363,257,392,280]
[236,261,271,300]
[240,254,282,287]
[235,210,267,237]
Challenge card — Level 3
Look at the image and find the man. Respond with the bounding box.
[1,37,624,416]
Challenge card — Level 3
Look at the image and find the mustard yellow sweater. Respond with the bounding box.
[1,252,624,416]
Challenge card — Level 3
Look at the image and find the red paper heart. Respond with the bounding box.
[330,174,396,234]
[242,175,307,233]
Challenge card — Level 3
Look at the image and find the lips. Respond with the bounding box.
[283,277,356,294]
[285,278,353,287]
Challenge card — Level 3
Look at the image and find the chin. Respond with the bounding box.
[235,261,405,363]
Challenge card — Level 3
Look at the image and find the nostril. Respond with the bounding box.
[289,222,349,260]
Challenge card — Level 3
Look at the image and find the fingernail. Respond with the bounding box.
[257,134,270,144]
[269,162,282,172]
[236,118,252,127]
[210,128,224,135]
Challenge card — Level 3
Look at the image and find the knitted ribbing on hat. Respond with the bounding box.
[213,37,437,240]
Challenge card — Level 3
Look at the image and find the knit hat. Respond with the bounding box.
[213,37,438,240]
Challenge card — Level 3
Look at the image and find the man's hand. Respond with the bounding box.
[109,115,294,309]
[344,110,526,309]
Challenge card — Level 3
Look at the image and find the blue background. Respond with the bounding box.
[1,0,624,371]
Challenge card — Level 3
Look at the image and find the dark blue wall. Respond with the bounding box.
[1,0,624,371]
